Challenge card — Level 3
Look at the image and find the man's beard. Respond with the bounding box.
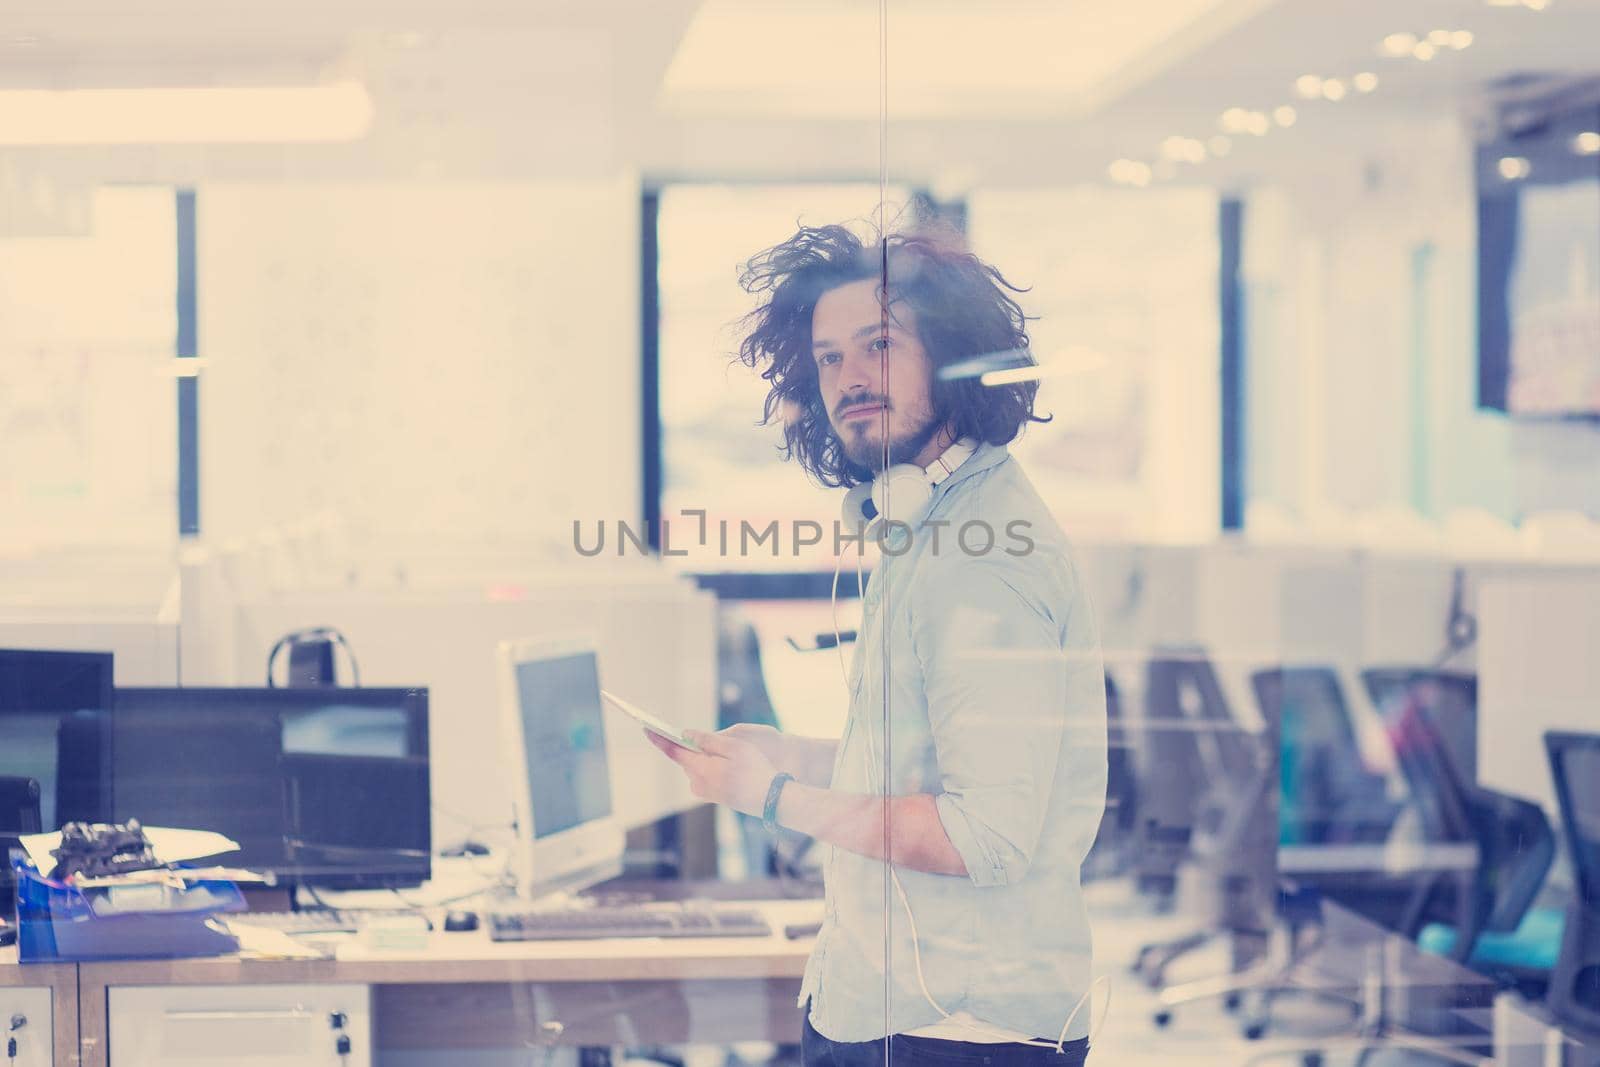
[840,407,947,473]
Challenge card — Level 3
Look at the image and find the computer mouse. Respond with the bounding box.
[442,909,479,932]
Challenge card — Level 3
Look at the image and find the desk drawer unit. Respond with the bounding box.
[0,987,51,1065]
[107,983,372,1067]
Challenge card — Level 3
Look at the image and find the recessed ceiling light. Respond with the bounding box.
[1161,136,1206,163]
[1322,79,1348,101]
[1573,131,1600,155]
[1498,156,1531,180]
[1449,30,1475,48]
[1413,41,1438,61]
[1295,74,1324,98]
[1108,159,1152,187]
[1245,111,1271,136]
[1354,72,1380,93]
[1274,105,1297,126]
[1522,0,1548,10]
[1381,32,1418,57]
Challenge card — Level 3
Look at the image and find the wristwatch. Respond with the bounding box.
[762,772,796,835]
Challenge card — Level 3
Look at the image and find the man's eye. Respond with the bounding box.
[868,337,892,352]
[818,352,841,366]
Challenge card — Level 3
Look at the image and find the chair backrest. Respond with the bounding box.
[1387,690,1553,936]
[1253,666,1400,846]
[0,776,41,836]
[1383,687,1477,846]
[1364,668,1478,784]
[1547,733,1600,906]
[1145,652,1277,932]
[1544,732,1600,1033]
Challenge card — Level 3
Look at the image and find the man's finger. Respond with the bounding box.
[686,729,734,758]
[645,730,689,763]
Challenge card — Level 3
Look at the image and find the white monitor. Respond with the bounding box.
[495,636,625,900]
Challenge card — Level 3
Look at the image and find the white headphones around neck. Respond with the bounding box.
[840,437,978,537]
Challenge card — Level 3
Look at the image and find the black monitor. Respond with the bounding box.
[0,649,114,831]
[110,687,430,889]
[0,649,114,909]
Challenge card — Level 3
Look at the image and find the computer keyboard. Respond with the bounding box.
[231,908,426,935]
[487,904,772,942]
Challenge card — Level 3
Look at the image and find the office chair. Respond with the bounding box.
[0,776,42,918]
[1379,681,1559,997]
[1544,732,1600,1050]
[1237,670,1533,1067]
[1173,667,1401,1043]
[1134,653,1278,999]
[1084,672,1138,880]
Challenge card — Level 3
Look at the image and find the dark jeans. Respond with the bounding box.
[801,1011,1089,1067]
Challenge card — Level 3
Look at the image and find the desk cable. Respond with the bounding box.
[829,546,1111,1052]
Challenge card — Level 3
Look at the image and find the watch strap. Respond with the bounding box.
[762,772,797,835]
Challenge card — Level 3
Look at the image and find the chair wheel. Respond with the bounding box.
[1152,1010,1172,1028]
[1301,1055,1323,1067]
[1243,1022,1266,1041]
[1224,992,1242,1012]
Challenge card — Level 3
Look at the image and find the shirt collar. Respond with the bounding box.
[927,440,1008,508]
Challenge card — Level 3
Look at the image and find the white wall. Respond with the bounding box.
[1244,117,1523,524]
[197,178,641,552]
[0,187,178,551]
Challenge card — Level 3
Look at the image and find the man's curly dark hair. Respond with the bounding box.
[736,223,1048,489]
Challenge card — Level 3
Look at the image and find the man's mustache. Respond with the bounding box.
[834,394,894,419]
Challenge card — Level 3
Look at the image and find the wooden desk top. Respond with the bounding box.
[77,898,821,987]
[0,947,76,987]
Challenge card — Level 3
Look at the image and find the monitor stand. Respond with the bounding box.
[516,855,624,904]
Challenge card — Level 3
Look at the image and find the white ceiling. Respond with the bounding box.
[0,0,1596,186]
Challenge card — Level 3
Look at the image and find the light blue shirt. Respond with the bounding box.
[800,442,1108,1043]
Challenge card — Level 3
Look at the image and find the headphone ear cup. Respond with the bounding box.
[871,464,935,525]
[842,482,876,535]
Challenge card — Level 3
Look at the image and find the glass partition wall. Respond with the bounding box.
[7,1,1590,1065]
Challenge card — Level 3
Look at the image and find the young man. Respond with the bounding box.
[648,224,1107,1066]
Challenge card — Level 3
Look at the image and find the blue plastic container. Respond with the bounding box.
[12,858,244,963]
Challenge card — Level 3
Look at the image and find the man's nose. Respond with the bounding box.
[837,348,877,394]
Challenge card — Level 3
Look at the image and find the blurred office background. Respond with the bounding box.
[3,0,1600,1064]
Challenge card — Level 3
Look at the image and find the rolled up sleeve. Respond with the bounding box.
[912,560,1069,887]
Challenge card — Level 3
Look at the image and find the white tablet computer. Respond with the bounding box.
[600,689,701,752]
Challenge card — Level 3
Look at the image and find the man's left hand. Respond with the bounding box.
[644,728,780,818]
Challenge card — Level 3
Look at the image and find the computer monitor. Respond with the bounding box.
[0,649,114,910]
[496,637,624,900]
[110,687,431,889]
[0,649,113,832]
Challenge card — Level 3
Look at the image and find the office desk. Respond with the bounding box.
[1280,841,1480,876]
[75,898,821,1067]
[0,949,78,1067]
